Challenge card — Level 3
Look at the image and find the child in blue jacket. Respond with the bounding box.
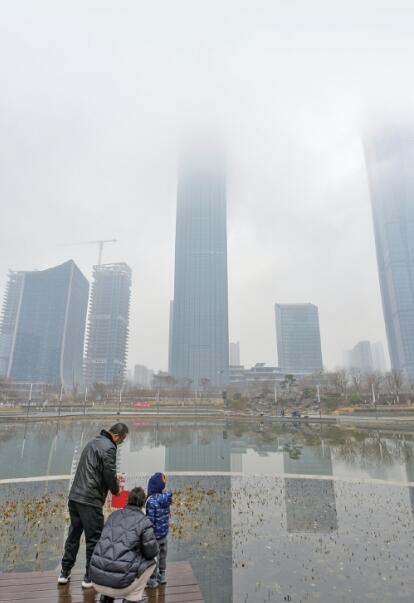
[146,472,173,588]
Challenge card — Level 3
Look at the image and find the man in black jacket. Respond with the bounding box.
[58,423,129,588]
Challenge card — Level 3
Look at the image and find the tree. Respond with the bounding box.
[329,369,349,400]
[385,369,405,403]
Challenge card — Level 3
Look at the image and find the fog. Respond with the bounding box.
[1,0,413,372]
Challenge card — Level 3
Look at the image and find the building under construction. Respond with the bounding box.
[84,262,132,387]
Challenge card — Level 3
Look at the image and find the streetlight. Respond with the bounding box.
[26,383,33,419]
[83,387,88,416]
[58,384,64,418]
[317,384,322,419]
[117,369,123,415]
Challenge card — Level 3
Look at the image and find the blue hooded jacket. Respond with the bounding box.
[146,472,172,540]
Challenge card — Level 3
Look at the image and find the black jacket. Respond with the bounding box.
[69,430,119,508]
[90,505,158,589]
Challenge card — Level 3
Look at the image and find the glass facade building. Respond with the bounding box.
[85,262,131,386]
[275,303,323,374]
[170,155,229,388]
[364,127,414,379]
[0,260,89,387]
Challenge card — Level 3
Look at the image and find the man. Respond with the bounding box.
[58,423,129,588]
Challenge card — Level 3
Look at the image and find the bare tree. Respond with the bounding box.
[329,368,349,400]
[349,367,363,395]
[385,369,405,403]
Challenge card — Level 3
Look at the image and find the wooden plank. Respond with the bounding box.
[0,562,204,603]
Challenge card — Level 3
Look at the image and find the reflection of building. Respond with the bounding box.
[0,261,88,387]
[283,442,337,532]
[364,127,414,379]
[283,444,334,476]
[165,429,232,603]
[229,342,241,366]
[166,430,231,472]
[170,153,229,388]
[285,478,338,533]
[275,303,323,374]
[85,263,131,386]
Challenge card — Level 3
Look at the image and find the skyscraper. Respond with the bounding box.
[347,340,374,372]
[170,153,229,388]
[229,341,241,366]
[85,262,131,386]
[364,126,414,379]
[275,303,323,374]
[0,260,89,387]
[372,341,387,373]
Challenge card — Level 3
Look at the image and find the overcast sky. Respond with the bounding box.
[1,0,414,372]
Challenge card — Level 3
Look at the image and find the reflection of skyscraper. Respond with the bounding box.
[275,303,323,374]
[364,127,414,379]
[85,263,131,386]
[284,478,338,533]
[283,443,337,532]
[0,260,88,387]
[165,429,232,603]
[170,153,229,388]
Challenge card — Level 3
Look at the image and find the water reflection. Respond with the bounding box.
[1,420,414,601]
[1,419,414,482]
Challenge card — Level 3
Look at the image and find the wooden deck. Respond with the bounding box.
[0,562,204,603]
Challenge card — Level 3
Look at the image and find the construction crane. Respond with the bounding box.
[67,238,117,265]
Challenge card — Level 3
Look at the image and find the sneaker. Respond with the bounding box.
[57,569,71,584]
[158,572,167,584]
[146,578,159,588]
[81,574,93,588]
[100,596,115,603]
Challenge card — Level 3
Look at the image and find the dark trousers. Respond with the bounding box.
[61,500,104,575]
[151,537,168,578]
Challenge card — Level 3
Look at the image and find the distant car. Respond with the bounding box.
[133,402,151,408]
[291,410,301,418]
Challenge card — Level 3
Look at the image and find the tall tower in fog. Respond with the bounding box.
[170,151,229,388]
[364,126,414,379]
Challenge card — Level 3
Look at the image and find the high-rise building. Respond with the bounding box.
[133,364,154,388]
[347,340,374,372]
[85,263,131,386]
[364,126,414,379]
[372,341,387,373]
[229,341,240,367]
[0,271,25,376]
[170,152,229,388]
[168,300,174,375]
[275,303,323,374]
[0,260,88,387]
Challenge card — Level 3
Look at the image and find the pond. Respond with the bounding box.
[0,418,413,602]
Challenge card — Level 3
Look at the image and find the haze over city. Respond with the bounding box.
[2,1,414,372]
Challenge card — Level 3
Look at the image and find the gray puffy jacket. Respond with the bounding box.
[69,430,119,508]
[90,505,158,588]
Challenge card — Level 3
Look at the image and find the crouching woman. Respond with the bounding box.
[90,487,158,603]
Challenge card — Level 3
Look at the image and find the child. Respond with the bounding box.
[146,472,172,588]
